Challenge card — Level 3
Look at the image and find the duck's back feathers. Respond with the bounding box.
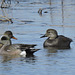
[57,35,72,48]
[58,35,72,42]
[44,35,72,49]
[0,31,39,56]
[18,44,37,48]
[3,44,39,55]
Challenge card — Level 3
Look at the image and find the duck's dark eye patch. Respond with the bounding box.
[1,36,8,40]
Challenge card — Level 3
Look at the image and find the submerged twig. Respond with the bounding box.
[0,18,13,23]
[0,15,13,23]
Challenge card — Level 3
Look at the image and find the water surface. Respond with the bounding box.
[0,0,75,75]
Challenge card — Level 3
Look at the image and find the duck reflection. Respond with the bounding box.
[44,47,57,53]
[43,47,58,57]
[1,54,36,63]
[1,55,20,62]
[20,55,36,64]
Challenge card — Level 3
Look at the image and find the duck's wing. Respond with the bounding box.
[4,44,39,54]
[16,44,37,48]
[59,35,72,42]
[4,44,36,50]
[16,44,39,54]
[58,35,72,48]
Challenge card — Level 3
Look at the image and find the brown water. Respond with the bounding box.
[0,0,75,75]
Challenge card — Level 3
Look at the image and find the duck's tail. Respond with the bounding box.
[25,48,40,54]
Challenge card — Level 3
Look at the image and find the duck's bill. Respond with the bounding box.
[40,34,46,38]
[12,36,17,40]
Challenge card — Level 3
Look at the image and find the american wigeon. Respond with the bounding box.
[0,31,39,57]
[41,29,72,49]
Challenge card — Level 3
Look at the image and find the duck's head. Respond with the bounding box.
[0,31,17,45]
[4,31,17,40]
[40,29,58,39]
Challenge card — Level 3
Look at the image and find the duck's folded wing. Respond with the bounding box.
[58,35,72,48]
[17,44,37,48]
[4,44,39,55]
[15,44,40,54]
[5,44,37,51]
[59,35,72,42]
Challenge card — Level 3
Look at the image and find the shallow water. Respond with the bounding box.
[0,0,75,75]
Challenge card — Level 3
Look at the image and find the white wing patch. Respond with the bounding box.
[7,50,11,51]
[20,51,26,57]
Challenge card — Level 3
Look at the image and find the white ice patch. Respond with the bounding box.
[20,51,26,57]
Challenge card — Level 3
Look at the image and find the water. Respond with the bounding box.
[0,0,75,75]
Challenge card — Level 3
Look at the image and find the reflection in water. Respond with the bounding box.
[37,0,75,26]
[49,0,54,25]
[44,46,71,58]
[44,47,58,57]
[1,55,20,63]
[0,55,37,75]
[61,0,64,25]
[44,47,57,53]
[1,8,6,16]
[44,46,71,51]
[20,55,37,64]
[1,54,36,63]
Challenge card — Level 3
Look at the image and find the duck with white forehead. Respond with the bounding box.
[0,31,39,57]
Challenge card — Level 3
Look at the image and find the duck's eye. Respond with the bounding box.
[1,36,8,40]
[48,32,50,33]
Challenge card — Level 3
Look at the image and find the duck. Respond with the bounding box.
[40,29,72,49]
[0,31,39,57]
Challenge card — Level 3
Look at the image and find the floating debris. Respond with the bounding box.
[38,7,55,15]
[0,0,19,8]
[38,8,42,16]
[0,15,13,24]
[1,0,11,8]
[0,18,13,23]
[44,11,48,13]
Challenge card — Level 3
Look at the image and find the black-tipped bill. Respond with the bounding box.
[40,34,46,38]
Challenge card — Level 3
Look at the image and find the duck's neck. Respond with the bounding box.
[48,35,58,40]
[0,35,12,45]
[4,39,12,45]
